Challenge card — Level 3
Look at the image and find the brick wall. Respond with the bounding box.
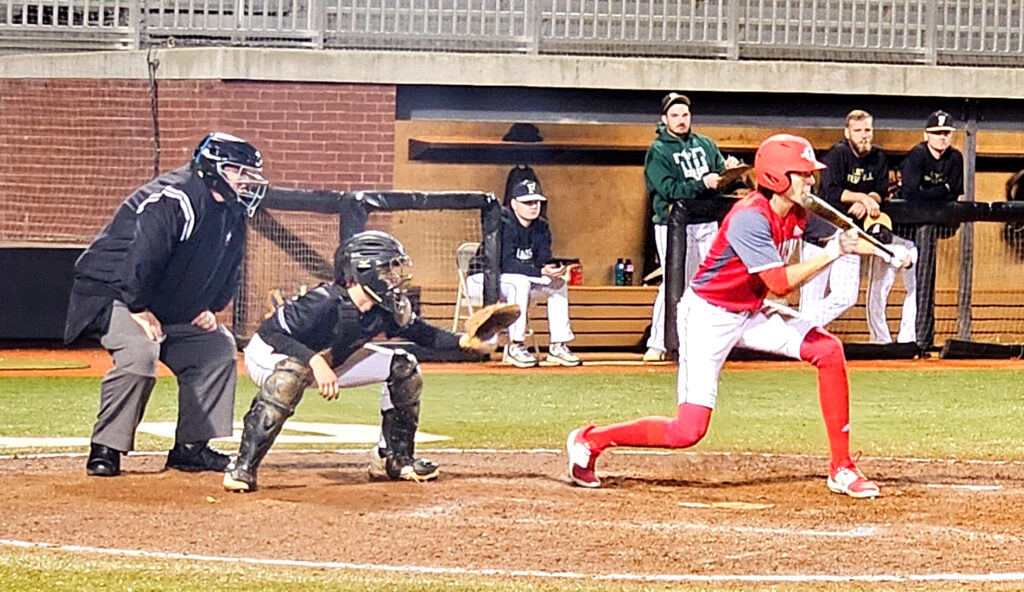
[0,79,396,244]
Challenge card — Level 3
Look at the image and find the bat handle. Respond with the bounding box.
[873,245,893,265]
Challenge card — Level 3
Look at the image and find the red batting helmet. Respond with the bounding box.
[754,134,826,193]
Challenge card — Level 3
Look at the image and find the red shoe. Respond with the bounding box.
[828,455,880,499]
[566,425,600,488]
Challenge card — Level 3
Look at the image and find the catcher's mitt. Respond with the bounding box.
[461,303,521,351]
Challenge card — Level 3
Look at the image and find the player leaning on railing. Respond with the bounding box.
[568,134,899,499]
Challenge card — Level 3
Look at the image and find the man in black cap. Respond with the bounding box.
[865,110,963,345]
[900,110,963,205]
[642,92,739,362]
[466,179,581,368]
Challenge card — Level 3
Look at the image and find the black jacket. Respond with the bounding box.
[900,142,964,202]
[497,207,553,277]
[258,282,461,364]
[64,166,247,342]
[806,141,890,242]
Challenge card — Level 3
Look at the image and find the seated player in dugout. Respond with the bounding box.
[465,179,582,368]
[223,231,498,493]
[567,134,911,499]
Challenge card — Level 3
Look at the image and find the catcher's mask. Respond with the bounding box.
[191,132,268,217]
[335,230,414,326]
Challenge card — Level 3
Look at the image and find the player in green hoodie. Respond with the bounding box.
[643,92,738,362]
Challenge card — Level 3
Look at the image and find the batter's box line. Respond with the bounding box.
[3,538,1024,585]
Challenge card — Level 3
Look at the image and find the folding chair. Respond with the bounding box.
[452,242,482,332]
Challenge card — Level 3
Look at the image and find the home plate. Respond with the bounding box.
[137,422,450,445]
[679,501,775,510]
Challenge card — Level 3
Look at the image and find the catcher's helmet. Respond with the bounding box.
[335,231,414,319]
[192,132,268,217]
[754,134,826,193]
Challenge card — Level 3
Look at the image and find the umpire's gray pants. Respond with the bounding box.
[91,301,237,452]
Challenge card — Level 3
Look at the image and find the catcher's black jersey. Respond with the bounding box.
[256,282,461,364]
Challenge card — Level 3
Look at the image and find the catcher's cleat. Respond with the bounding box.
[86,443,122,477]
[827,455,880,499]
[567,425,600,488]
[505,343,539,368]
[368,448,439,482]
[222,465,256,493]
[165,441,231,473]
[547,343,582,367]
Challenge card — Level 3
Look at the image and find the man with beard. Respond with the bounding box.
[642,92,740,362]
[799,110,888,329]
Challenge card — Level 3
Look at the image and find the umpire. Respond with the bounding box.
[64,132,268,477]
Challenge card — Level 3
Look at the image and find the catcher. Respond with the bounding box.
[223,230,518,492]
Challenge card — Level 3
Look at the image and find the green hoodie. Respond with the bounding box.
[644,122,726,224]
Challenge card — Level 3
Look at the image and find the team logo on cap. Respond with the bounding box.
[801,145,816,164]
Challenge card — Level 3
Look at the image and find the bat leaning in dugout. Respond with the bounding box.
[800,193,912,269]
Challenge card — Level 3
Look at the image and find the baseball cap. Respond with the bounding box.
[511,179,546,202]
[865,212,892,231]
[925,110,956,132]
[660,92,691,114]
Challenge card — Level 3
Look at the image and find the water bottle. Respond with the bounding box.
[614,258,624,286]
[623,258,634,286]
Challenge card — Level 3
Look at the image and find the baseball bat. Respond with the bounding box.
[800,193,895,262]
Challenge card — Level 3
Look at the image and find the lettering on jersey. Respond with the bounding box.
[673,147,710,180]
[846,168,874,185]
[516,247,534,262]
[923,171,947,186]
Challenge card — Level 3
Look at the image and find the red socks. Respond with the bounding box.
[799,327,851,470]
[585,403,712,452]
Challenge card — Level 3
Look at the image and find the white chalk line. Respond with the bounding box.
[5,446,1024,465]
[3,538,1024,584]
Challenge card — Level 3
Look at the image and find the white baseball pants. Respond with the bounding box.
[677,289,815,409]
[647,221,718,352]
[866,235,918,344]
[799,242,861,328]
[244,333,401,412]
[466,272,575,343]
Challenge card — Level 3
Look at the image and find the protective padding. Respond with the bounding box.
[230,357,313,487]
[380,349,423,477]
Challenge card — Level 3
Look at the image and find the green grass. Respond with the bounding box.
[4,365,1024,591]
[3,368,1024,459]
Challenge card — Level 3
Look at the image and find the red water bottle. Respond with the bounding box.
[570,263,583,286]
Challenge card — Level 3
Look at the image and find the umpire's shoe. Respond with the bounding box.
[368,447,439,482]
[86,443,122,477]
[165,441,231,473]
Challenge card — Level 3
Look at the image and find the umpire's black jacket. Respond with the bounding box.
[64,166,248,343]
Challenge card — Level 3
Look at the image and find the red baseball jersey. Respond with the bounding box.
[690,193,807,311]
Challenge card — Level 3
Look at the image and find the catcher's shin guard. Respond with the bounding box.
[224,357,311,492]
[377,349,437,481]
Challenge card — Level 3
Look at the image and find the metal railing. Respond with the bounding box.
[2,0,1024,66]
